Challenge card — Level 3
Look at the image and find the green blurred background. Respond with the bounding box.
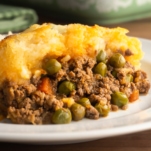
[0,0,151,33]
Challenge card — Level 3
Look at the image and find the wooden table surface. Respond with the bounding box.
[1,15,151,151]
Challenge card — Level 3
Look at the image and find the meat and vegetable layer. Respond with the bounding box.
[0,51,150,124]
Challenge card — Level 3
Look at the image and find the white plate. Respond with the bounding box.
[0,38,151,145]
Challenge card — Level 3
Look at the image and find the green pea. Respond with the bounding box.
[96,50,107,63]
[70,103,85,121]
[43,59,61,75]
[95,103,110,117]
[78,98,91,107]
[93,62,107,77]
[109,53,126,68]
[52,108,72,124]
[58,81,76,95]
[111,91,129,108]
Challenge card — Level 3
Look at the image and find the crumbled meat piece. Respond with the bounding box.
[118,49,133,56]
[2,80,36,106]
[135,80,150,94]
[70,94,80,102]
[44,95,63,111]
[125,49,133,56]
[18,98,37,110]
[111,104,119,111]
[69,56,96,70]
[85,106,99,119]
[134,70,150,94]
[134,70,147,82]
[7,106,44,124]
[120,83,137,97]
[42,112,52,124]
[102,77,120,92]
[55,69,66,82]
[32,91,63,110]
[68,71,75,78]
[89,94,108,104]
[124,62,135,70]
[32,91,50,106]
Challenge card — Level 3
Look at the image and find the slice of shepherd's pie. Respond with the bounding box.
[0,23,150,124]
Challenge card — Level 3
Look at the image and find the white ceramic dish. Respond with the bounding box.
[0,38,151,144]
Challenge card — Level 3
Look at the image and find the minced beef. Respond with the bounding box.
[0,56,150,124]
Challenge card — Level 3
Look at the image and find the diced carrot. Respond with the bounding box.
[37,77,53,95]
[129,89,139,102]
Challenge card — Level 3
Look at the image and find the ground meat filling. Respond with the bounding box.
[0,55,150,124]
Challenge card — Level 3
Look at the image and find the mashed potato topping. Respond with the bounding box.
[0,23,143,85]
